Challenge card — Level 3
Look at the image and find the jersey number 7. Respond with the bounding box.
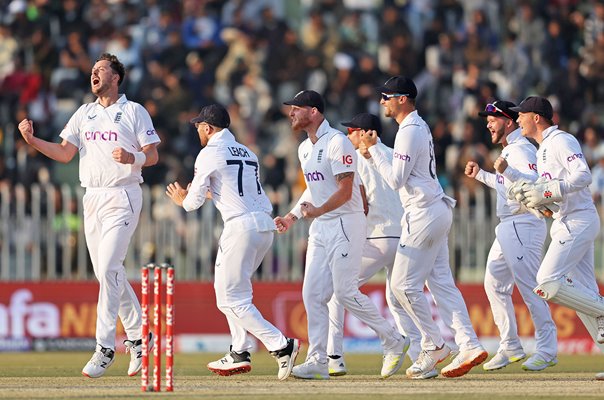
[226,160,261,196]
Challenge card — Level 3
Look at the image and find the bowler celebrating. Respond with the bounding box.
[18,53,160,378]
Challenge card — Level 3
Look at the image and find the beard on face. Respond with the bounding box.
[491,128,504,144]
[291,112,311,131]
[92,80,110,96]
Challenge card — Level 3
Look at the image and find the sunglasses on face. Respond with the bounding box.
[347,127,362,135]
[485,103,514,120]
[381,93,408,101]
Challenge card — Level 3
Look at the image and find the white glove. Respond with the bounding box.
[506,179,531,201]
[521,179,563,208]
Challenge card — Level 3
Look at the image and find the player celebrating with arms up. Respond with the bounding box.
[165,104,299,380]
[18,53,160,378]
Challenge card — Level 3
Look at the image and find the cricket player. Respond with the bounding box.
[275,90,409,380]
[508,96,604,380]
[466,100,558,371]
[18,54,160,378]
[360,76,487,379]
[326,113,422,376]
[165,103,299,380]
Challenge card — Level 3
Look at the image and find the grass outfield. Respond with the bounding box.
[0,351,603,399]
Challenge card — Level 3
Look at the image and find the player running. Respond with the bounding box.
[508,96,604,380]
[326,113,422,376]
[360,76,487,379]
[165,104,299,380]
[466,100,558,371]
[275,90,409,380]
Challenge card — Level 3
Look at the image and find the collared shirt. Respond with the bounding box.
[183,129,273,221]
[476,128,539,218]
[291,119,363,220]
[358,143,403,238]
[536,125,595,217]
[60,94,161,188]
[369,110,455,210]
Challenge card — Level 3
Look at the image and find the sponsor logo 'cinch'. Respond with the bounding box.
[394,152,411,161]
[304,171,325,182]
[541,172,552,180]
[84,130,118,141]
[567,153,584,162]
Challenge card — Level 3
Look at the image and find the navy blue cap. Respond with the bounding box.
[283,90,325,113]
[510,96,553,120]
[341,113,382,135]
[376,76,417,99]
[190,104,231,128]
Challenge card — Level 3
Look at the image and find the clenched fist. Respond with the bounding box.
[465,161,480,178]
[112,147,134,164]
[359,130,377,150]
[18,119,35,144]
[494,156,508,174]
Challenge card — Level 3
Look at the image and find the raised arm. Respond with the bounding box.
[18,119,78,163]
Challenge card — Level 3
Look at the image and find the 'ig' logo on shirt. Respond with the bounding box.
[342,154,353,165]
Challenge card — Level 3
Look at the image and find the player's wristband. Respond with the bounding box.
[132,151,146,167]
[289,206,303,220]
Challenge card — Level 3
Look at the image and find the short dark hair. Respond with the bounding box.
[97,53,125,86]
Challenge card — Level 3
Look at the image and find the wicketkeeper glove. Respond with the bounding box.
[506,179,530,202]
[520,179,563,208]
[513,200,559,219]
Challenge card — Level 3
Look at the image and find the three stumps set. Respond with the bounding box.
[141,263,175,392]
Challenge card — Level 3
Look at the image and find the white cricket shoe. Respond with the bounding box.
[441,347,488,378]
[328,355,347,376]
[207,348,252,376]
[82,346,115,378]
[270,338,300,380]
[596,372,604,381]
[406,344,451,379]
[124,332,154,376]
[292,358,329,379]
[521,354,558,371]
[483,349,526,371]
[597,316,604,344]
[381,335,410,379]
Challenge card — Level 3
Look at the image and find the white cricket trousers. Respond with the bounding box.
[83,184,143,350]
[391,199,482,352]
[536,210,603,351]
[326,237,422,361]
[484,214,557,359]
[303,213,401,364]
[214,212,287,353]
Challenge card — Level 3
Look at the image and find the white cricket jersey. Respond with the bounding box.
[182,129,273,221]
[536,125,595,218]
[292,119,363,220]
[359,143,403,238]
[369,110,455,210]
[60,94,160,188]
[475,128,539,218]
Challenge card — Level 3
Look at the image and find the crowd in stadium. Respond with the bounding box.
[2,0,604,206]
